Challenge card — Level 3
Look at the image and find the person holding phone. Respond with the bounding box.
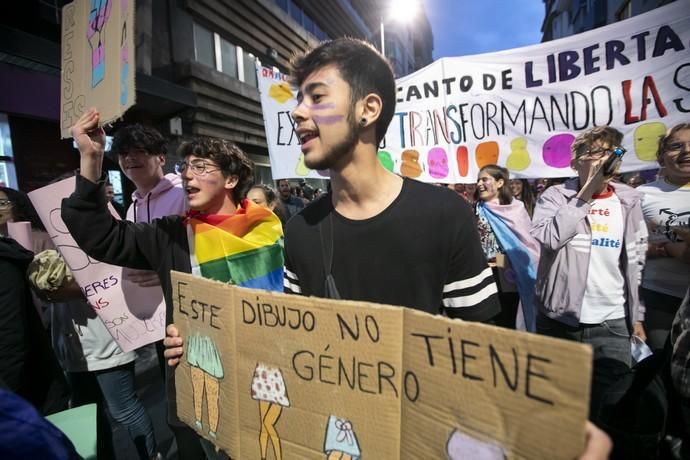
[531,125,647,425]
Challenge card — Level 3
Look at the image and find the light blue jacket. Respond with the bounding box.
[531,179,647,328]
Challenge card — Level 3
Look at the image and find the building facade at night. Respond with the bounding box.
[0,0,433,202]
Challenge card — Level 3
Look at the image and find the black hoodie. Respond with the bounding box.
[0,237,67,414]
[0,237,33,392]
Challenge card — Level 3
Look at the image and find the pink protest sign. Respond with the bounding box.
[7,221,33,251]
[28,177,165,352]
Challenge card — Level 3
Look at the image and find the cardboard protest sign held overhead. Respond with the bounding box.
[172,271,592,459]
[29,177,166,352]
[257,1,690,182]
[60,0,136,138]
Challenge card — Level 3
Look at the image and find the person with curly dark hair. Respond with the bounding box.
[62,108,283,460]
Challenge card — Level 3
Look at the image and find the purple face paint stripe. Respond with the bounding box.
[305,102,336,110]
[313,114,344,125]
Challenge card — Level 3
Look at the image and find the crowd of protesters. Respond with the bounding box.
[0,37,688,460]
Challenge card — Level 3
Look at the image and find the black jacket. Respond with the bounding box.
[0,237,67,414]
[61,175,192,326]
[61,174,192,424]
[0,237,33,392]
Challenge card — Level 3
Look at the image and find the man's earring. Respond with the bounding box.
[360,118,367,127]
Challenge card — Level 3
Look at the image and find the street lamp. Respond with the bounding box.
[379,0,419,57]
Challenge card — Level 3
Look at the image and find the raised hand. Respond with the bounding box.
[70,107,106,182]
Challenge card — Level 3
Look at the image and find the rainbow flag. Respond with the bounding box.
[186,200,284,292]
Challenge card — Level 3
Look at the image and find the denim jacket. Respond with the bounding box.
[531,179,647,328]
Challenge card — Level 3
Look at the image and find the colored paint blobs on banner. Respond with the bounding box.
[456,146,469,177]
[269,82,295,104]
[295,153,310,176]
[475,141,499,168]
[542,133,575,168]
[634,122,666,161]
[400,149,423,178]
[506,138,531,171]
[428,147,449,179]
[377,151,395,172]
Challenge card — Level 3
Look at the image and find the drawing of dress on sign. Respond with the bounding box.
[446,429,506,460]
[323,415,361,460]
[186,334,224,439]
[251,363,290,460]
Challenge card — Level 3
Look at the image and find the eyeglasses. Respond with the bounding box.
[665,141,690,153]
[0,199,13,209]
[174,159,220,176]
[578,146,626,160]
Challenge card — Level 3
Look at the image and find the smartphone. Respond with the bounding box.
[602,146,626,176]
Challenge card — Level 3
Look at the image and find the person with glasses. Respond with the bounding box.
[531,125,648,428]
[62,108,283,460]
[636,122,690,352]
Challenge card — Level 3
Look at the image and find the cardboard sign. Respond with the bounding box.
[172,271,592,459]
[28,177,165,352]
[60,0,136,138]
[257,1,690,182]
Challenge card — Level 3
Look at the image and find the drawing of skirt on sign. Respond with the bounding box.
[324,415,361,460]
[251,363,290,460]
[446,429,506,460]
[186,334,224,439]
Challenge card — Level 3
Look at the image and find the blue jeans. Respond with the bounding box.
[69,361,157,460]
[537,314,632,423]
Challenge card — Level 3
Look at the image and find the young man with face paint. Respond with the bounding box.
[280,38,500,321]
[62,108,283,460]
[530,125,647,427]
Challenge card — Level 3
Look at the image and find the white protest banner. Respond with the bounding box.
[256,65,329,180]
[258,1,690,182]
[29,177,165,352]
[60,0,136,138]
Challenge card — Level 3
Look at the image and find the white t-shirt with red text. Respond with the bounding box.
[580,188,627,324]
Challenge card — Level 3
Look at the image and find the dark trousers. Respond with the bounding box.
[642,287,684,352]
[68,361,157,460]
[536,314,632,423]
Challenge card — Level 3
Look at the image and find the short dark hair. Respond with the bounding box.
[290,37,396,146]
[571,126,624,158]
[110,124,167,156]
[0,186,45,231]
[177,137,254,203]
[475,165,513,205]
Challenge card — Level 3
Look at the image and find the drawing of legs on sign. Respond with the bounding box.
[251,363,290,460]
[446,429,506,460]
[323,415,361,460]
[87,0,113,87]
[187,334,224,439]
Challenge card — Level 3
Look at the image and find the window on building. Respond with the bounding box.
[220,38,238,78]
[617,0,632,20]
[243,52,259,87]
[275,0,288,12]
[193,23,215,68]
[303,15,315,35]
[0,114,18,189]
[288,0,303,24]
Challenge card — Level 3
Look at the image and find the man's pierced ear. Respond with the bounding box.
[359,118,367,127]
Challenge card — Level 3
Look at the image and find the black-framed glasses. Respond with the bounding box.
[0,199,12,209]
[174,159,220,176]
[579,146,626,160]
